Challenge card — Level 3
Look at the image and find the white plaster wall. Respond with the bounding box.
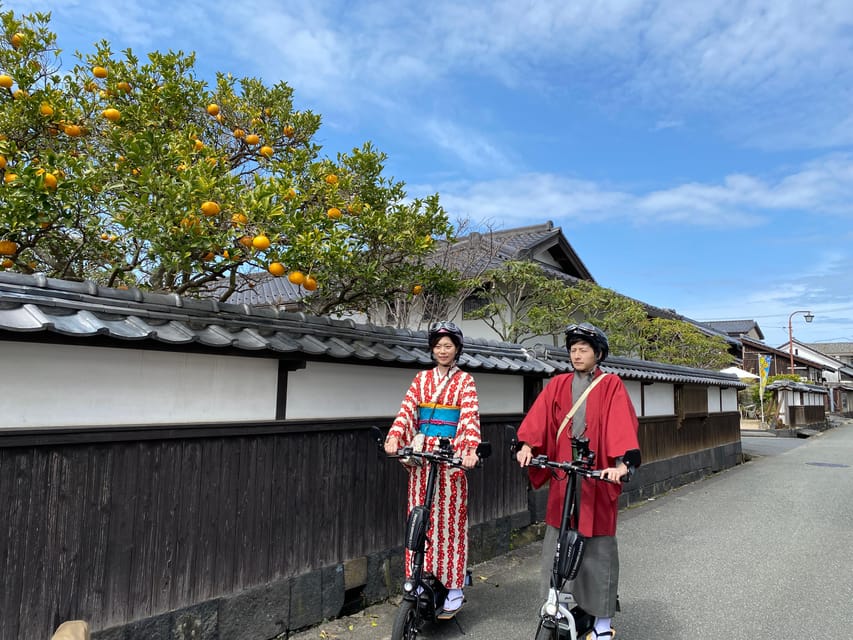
[707,386,721,413]
[624,380,642,415]
[721,388,739,412]
[285,362,524,419]
[0,341,278,428]
[644,383,675,416]
[286,362,415,419]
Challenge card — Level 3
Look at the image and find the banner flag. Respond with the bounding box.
[759,354,772,392]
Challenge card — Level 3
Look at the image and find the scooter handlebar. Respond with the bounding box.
[528,455,629,482]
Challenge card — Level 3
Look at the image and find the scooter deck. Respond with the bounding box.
[435,601,465,620]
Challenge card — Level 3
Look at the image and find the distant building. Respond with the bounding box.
[805,342,853,367]
[701,319,765,342]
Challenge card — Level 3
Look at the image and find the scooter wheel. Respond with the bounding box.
[534,618,560,640]
[391,599,419,640]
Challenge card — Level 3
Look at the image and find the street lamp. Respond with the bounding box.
[788,310,815,375]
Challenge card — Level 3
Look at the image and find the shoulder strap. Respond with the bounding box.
[555,373,609,441]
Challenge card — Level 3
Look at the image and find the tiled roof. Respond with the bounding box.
[204,271,307,308]
[805,342,853,356]
[219,221,593,306]
[0,272,747,387]
[701,319,764,340]
[531,344,748,387]
[765,380,829,394]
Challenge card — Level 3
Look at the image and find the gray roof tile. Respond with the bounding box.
[0,272,746,386]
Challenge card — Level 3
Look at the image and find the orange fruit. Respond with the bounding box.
[0,156,6,169]
[284,187,296,200]
[200,201,221,217]
[92,66,108,78]
[39,103,54,117]
[116,81,131,93]
[100,232,110,240]
[215,113,224,124]
[3,173,18,184]
[233,128,245,139]
[231,212,248,225]
[11,33,24,49]
[259,145,273,158]
[238,235,254,248]
[303,275,318,291]
[268,262,286,277]
[206,103,220,116]
[0,75,12,89]
[193,139,204,151]
[201,251,215,261]
[283,125,295,137]
[288,270,305,286]
[180,216,201,231]
[252,234,271,250]
[244,133,260,145]
[324,174,338,185]
[412,284,423,295]
[43,173,58,190]
[102,108,121,122]
[63,124,83,137]
[13,89,27,100]
[327,207,342,219]
[0,240,18,254]
[1,258,13,268]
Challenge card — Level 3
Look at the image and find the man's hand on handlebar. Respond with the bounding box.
[516,443,534,467]
[600,462,628,483]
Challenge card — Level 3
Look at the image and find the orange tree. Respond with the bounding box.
[0,7,456,313]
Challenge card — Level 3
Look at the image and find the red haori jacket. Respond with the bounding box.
[517,369,640,537]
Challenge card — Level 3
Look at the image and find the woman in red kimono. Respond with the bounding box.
[516,323,641,640]
[385,321,481,617]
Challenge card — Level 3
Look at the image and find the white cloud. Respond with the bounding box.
[16,0,853,156]
[423,153,853,227]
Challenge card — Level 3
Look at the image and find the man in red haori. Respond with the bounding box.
[385,321,481,616]
[516,323,641,640]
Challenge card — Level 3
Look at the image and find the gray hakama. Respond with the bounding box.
[540,525,620,618]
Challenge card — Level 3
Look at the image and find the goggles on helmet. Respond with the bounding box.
[429,321,461,333]
[564,323,599,338]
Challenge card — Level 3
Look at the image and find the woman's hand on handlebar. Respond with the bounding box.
[384,435,399,456]
[516,443,533,467]
[600,462,628,483]
[461,450,479,470]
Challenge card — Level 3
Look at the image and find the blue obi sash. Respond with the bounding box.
[417,403,461,438]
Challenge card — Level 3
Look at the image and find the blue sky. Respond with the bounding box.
[7,0,853,347]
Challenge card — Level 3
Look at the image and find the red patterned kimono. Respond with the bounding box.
[388,366,481,589]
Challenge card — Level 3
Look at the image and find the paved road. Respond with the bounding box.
[288,422,853,640]
[740,430,810,458]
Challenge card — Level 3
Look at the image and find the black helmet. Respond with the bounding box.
[428,321,464,356]
[564,322,609,363]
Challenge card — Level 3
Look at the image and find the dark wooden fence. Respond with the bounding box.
[1,412,738,639]
[0,418,525,640]
[638,412,741,463]
[787,404,825,427]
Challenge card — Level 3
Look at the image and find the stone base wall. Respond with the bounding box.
[92,514,528,640]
